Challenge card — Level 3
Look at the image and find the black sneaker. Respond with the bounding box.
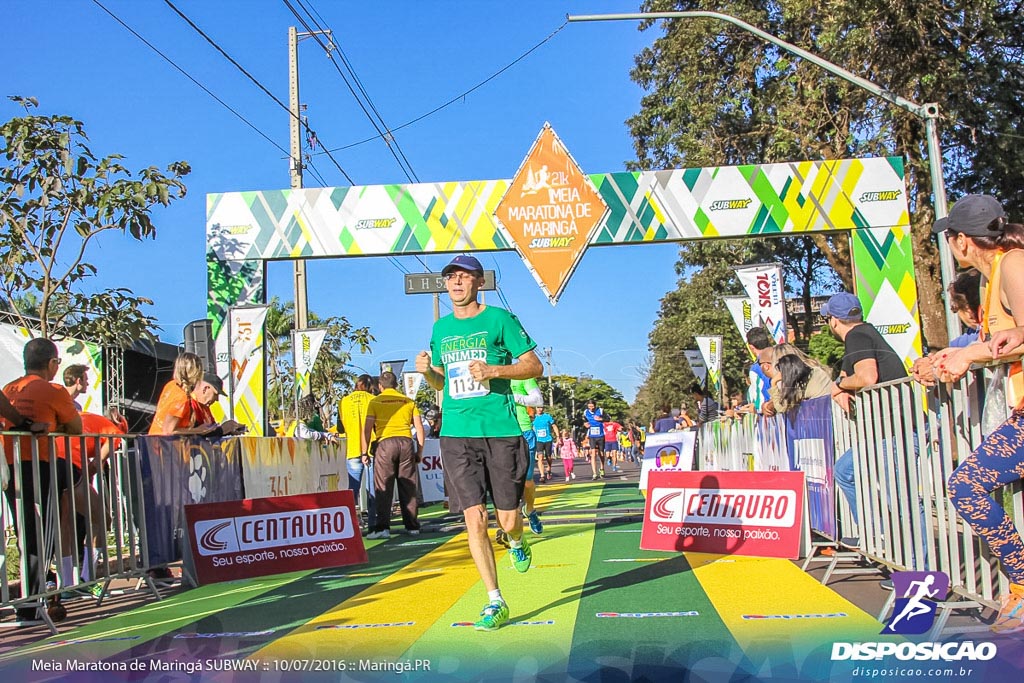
[880,579,894,591]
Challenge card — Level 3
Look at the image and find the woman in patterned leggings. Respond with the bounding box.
[932,194,1024,634]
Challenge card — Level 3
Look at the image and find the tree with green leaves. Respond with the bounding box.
[636,234,840,423]
[262,297,374,426]
[539,374,630,434]
[0,97,189,345]
[629,0,1024,349]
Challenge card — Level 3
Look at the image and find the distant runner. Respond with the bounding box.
[583,400,605,479]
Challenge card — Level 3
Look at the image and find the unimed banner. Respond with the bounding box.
[641,470,805,559]
[230,437,347,498]
[639,431,695,492]
[785,396,837,539]
[184,489,368,584]
[139,436,244,567]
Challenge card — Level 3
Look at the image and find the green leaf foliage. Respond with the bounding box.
[629,0,1024,349]
[1,98,190,345]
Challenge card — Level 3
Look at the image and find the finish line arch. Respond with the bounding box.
[206,139,920,434]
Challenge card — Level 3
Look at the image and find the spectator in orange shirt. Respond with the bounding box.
[54,408,128,596]
[149,353,204,435]
[1,338,83,622]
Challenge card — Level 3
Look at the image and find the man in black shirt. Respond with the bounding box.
[823,291,908,527]
[826,291,908,415]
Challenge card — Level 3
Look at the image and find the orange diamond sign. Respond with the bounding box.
[495,123,608,304]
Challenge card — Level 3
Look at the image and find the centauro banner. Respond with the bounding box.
[292,328,327,402]
[735,264,787,345]
[695,336,723,395]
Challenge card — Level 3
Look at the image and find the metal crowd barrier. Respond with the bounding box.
[1,431,157,634]
[699,411,789,472]
[696,360,1023,635]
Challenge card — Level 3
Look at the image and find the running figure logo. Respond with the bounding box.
[881,571,949,635]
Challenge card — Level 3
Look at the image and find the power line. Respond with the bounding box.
[283,0,442,280]
[91,0,287,157]
[160,0,355,185]
[282,0,419,184]
[321,20,569,153]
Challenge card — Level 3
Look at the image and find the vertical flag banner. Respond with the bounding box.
[683,349,708,389]
[292,328,327,402]
[695,336,723,395]
[723,295,760,359]
[229,305,269,435]
[403,372,425,400]
[380,359,407,377]
[735,264,788,345]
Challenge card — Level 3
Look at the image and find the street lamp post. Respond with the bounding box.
[568,11,957,341]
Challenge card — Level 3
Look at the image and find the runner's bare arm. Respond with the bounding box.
[416,350,445,391]
[469,349,543,382]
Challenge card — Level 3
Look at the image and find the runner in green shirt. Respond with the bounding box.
[415,254,543,632]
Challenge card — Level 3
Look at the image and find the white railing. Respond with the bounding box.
[696,358,1024,633]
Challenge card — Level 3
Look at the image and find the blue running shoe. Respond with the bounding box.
[473,600,510,631]
[525,509,543,535]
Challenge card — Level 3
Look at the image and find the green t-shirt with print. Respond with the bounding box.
[430,306,536,438]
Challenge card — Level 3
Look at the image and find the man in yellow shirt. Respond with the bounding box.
[338,374,377,530]
[363,371,425,539]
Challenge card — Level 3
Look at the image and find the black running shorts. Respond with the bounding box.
[589,436,606,452]
[440,436,528,514]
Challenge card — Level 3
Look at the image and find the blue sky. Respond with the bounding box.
[3,0,684,401]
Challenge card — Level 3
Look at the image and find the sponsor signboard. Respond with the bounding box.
[695,335,723,395]
[639,431,696,492]
[494,123,608,304]
[640,470,804,559]
[418,439,445,503]
[735,264,787,345]
[184,489,367,584]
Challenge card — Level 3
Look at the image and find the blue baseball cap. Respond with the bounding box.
[820,292,863,319]
[931,194,1006,236]
[441,254,483,276]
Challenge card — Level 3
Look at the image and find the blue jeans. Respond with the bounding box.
[346,457,375,528]
[834,435,929,567]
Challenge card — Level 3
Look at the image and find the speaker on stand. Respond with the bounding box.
[183,319,215,373]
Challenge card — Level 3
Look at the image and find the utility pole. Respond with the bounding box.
[543,347,554,407]
[288,26,334,333]
[288,26,308,332]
